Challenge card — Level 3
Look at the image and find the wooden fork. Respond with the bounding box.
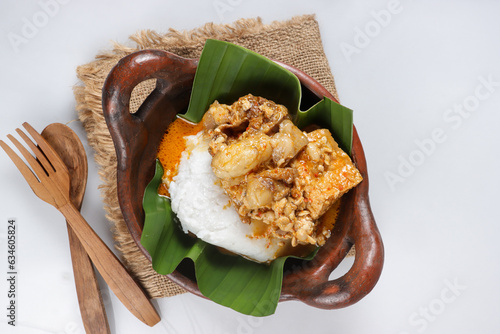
[0,122,160,327]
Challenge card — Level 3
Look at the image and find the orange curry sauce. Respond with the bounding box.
[157,116,203,197]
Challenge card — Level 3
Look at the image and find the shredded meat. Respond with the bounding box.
[202,94,362,247]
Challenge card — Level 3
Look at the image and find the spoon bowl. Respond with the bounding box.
[41,123,110,334]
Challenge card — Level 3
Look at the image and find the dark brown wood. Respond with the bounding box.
[102,49,384,309]
[102,50,198,248]
[42,123,110,334]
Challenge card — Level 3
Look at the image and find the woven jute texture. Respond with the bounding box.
[74,14,339,298]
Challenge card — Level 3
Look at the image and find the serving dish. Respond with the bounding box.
[102,47,384,310]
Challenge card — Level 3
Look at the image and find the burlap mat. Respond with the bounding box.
[74,14,340,298]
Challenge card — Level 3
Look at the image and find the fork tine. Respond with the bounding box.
[7,134,49,182]
[0,139,41,188]
[22,122,68,174]
[16,128,55,176]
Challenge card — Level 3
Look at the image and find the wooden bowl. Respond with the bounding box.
[102,49,384,309]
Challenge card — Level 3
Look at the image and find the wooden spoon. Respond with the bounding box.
[42,123,110,334]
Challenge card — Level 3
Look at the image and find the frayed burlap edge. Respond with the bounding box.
[74,14,348,299]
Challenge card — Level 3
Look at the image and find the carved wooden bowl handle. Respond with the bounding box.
[281,127,384,308]
[278,62,384,307]
[102,50,197,244]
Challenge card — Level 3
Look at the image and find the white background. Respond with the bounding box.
[1,0,499,333]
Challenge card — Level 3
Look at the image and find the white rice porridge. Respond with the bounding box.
[168,132,280,263]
